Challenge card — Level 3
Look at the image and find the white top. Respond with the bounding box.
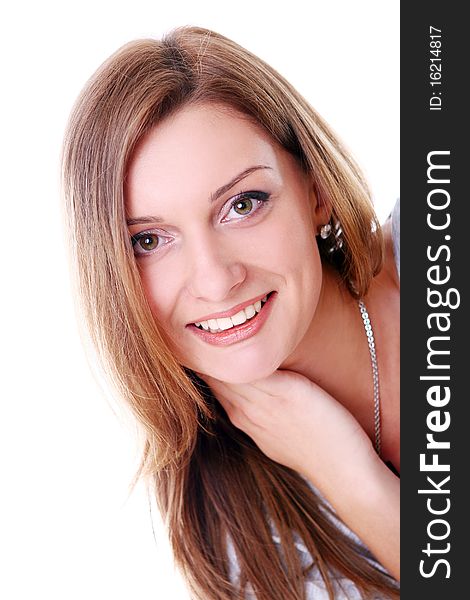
[227,484,395,599]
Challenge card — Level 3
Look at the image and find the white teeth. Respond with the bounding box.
[231,310,247,326]
[217,317,233,331]
[194,295,270,332]
[244,304,256,319]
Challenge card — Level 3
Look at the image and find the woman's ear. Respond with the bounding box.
[309,183,332,234]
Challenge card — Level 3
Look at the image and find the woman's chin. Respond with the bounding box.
[199,356,283,385]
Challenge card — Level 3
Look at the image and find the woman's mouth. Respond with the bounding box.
[187,292,276,346]
[194,295,268,333]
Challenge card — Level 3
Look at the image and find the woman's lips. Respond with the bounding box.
[187,292,276,346]
[188,291,269,324]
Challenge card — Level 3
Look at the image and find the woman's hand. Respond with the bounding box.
[204,369,376,491]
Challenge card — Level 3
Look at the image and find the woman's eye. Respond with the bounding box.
[222,191,270,222]
[233,198,254,215]
[131,231,171,256]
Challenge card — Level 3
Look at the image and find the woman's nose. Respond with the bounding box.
[185,235,246,302]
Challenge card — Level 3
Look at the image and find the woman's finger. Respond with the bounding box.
[203,375,256,407]
[204,377,266,432]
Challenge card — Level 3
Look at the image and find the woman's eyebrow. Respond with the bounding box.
[210,165,272,203]
[127,165,272,226]
[127,215,164,226]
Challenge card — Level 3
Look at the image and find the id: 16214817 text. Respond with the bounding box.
[429,26,443,111]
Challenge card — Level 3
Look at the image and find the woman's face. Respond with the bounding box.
[126,103,325,383]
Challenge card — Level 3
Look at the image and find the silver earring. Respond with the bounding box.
[319,219,344,253]
[320,223,331,239]
[331,221,344,252]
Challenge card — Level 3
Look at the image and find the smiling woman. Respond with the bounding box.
[62,26,400,599]
[125,104,324,383]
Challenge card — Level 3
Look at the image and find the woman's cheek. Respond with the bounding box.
[141,264,178,325]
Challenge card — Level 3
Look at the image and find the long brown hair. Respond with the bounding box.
[62,26,397,599]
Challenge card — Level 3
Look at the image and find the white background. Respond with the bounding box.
[1,1,399,598]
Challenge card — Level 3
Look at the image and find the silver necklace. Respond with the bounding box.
[358,300,381,456]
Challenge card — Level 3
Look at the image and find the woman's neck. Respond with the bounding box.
[280,264,381,443]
